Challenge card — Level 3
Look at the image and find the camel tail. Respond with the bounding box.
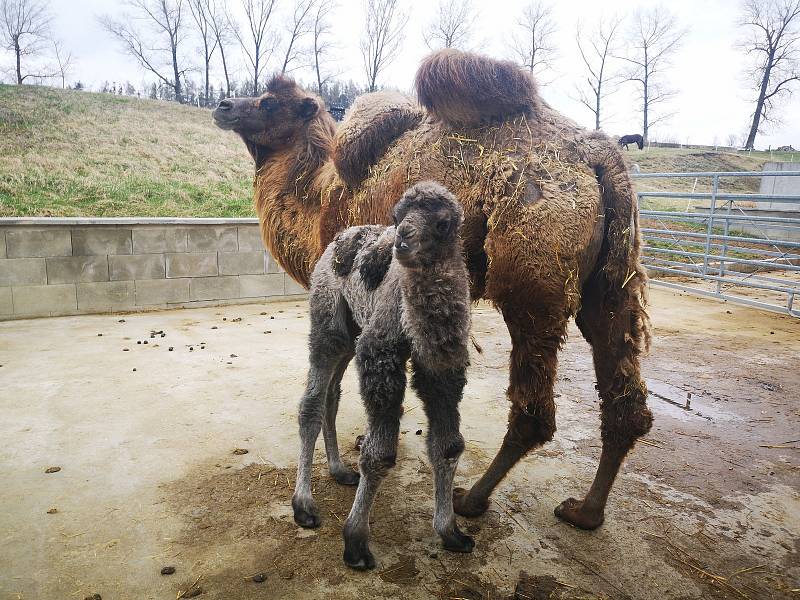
[414,49,540,127]
[589,136,652,357]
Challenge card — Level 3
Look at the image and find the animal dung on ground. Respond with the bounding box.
[47,508,58,514]
[169,347,174,351]
[160,566,176,575]
[415,429,423,435]
[44,466,61,474]
[232,448,249,455]
[83,594,101,600]
[252,573,267,583]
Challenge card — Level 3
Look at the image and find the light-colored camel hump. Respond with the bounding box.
[333,91,425,188]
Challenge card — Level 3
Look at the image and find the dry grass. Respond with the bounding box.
[0,85,794,217]
[0,84,253,217]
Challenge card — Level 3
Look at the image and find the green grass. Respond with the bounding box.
[0,85,253,217]
[0,85,795,217]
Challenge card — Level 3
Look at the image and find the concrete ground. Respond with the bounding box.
[1,287,798,600]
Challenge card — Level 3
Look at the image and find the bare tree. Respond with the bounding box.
[0,0,54,84]
[510,1,557,77]
[204,0,233,97]
[361,0,408,92]
[618,6,685,145]
[100,0,189,103]
[575,16,623,130]
[424,0,476,50]
[188,0,219,105]
[51,40,74,89]
[231,0,278,94]
[312,0,338,94]
[279,0,316,74]
[739,0,800,149]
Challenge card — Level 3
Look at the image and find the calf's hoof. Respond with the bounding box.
[554,497,604,530]
[343,539,376,570]
[291,496,321,529]
[453,487,489,518]
[332,468,360,486]
[441,526,475,553]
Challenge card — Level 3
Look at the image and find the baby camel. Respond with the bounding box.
[291,181,473,569]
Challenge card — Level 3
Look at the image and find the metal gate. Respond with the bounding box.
[632,170,800,317]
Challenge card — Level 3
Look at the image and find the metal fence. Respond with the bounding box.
[632,170,800,317]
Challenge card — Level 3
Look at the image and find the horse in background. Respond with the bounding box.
[619,134,644,150]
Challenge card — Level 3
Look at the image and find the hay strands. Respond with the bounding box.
[176,574,203,599]
[643,531,757,600]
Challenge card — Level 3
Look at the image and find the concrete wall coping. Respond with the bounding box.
[0,217,260,226]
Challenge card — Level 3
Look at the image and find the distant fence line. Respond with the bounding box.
[633,170,800,317]
[0,218,306,321]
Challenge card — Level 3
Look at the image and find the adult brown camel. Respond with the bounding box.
[213,49,653,533]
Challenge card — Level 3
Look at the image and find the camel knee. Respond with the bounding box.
[359,449,397,477]
[507,405,556,451]
[601,380,652,451]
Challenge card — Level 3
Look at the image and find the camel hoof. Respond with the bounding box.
[453,487,489,518]
[292,497,321,529]
[343,540,376,570]
[554,497,604,530]
[332,468,360,486]
[441,526,475,553]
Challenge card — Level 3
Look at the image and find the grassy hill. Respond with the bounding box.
[0,85,252,217]
[0,85,796,217]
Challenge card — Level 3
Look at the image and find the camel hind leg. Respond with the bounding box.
[554,273,652,529]
[322,353,360,486]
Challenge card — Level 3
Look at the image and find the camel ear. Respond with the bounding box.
[297,98,318,119]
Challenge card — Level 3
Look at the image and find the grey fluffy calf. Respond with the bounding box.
[291,181,474,569]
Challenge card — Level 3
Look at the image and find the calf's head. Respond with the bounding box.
[392,181,464,267]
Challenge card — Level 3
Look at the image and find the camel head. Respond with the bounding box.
[213,76,324,168]
[391,181,464,268]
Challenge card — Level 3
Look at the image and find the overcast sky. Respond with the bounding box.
[5,0,799,149]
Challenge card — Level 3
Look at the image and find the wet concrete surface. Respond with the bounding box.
[0,287,798,599]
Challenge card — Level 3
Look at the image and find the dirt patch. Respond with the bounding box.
[164,459,515,599]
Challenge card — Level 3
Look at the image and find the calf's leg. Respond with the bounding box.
[413,363,474,552]
[322,353,359,485]
[342,337,407,570]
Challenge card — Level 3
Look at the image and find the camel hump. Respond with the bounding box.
[415,49,540,127]
[333,91,424,188]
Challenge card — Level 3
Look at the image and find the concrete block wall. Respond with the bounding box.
[0,218,307,320]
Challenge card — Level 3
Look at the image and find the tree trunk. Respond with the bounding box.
[172,44,183,103]
[219,42,231,97]
[745,55,773,150]
[595,82,601,130]
[15,39,22,85]
[315,51,323,94]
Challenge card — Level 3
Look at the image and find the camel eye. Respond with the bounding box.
[436,219,449,234]
[259,97,278,112]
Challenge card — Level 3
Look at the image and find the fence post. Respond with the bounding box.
[717,189,733,294]
[702,174,719,277]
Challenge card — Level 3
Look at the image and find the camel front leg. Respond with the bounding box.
[412,362,474,553]
[454,306,566,518]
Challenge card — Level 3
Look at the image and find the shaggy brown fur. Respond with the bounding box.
[213,50,653,531]
[415,49,541,126]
